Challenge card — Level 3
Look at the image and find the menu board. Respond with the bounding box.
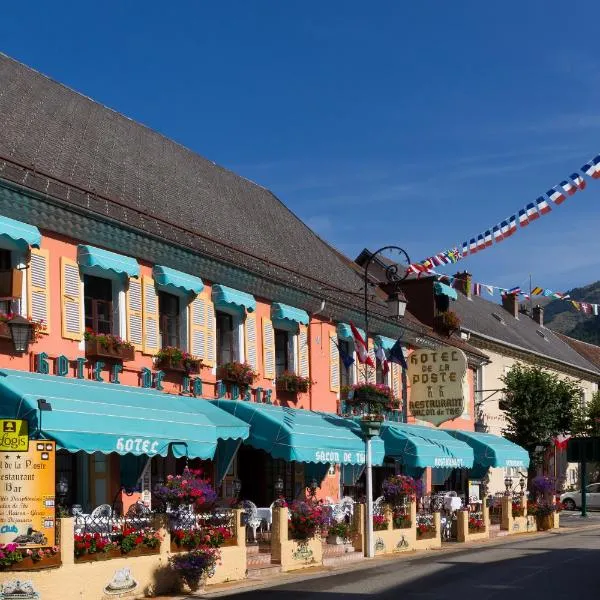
[0,440,56,548]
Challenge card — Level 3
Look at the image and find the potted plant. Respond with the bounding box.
[288,500,328,540]
[381,475,418,505]
[392,510,412,529]
[512,500,525,518]
[416,519,436,539]
[433,310,461,336]
[217,361,257,389]
[154,346,202,374]
[468,515,485,533]
[373,515,389,531]
[276,371,312,393]
[327,522,350,545]
[84,329,135,361]
[153,468,217,511]
[170,546,220,594]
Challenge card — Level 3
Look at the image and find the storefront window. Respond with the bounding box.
[339,339,353,387]
[84,275,113,333]
[159,291,180,348]
[275,329,289,377]
[216,311,236,365]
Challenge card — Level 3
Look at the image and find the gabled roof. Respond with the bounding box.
[554,332,600,371]
[0,53,374,317]
[452,293,600,378]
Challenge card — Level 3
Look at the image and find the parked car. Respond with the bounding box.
[560,483,600,510]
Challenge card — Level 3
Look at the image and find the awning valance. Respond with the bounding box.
[212,284,256,313]
[0,369,248,459]
[434,282,457,301]
[0,215,41,249]
[153,265,204,296]
[446,430,530,469]
[337,323,364,342]
[381,422,474,469]
[374,335,395,351]
[211,399,385,465]
[271,303,309,326]
[77,245,140,279]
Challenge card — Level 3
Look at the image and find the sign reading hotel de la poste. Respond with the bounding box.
[407,346,468,426]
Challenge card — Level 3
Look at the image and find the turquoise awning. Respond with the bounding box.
[446,430,530,469]
[77,245,140,279]
[0,369,248,459]
[434,281,457,301]
[153,265,204,296]
[337,323,365,342]
[271,303,309,326]
[211,400,385,465]
[0,215,41,249]
[381,422,474,469]
[212,284,256,313]
[374,335,395,351]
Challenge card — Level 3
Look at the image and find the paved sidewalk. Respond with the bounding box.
[154,520,600,599]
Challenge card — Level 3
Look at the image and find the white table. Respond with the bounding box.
[256,507,272,530]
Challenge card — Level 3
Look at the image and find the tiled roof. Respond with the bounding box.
[0,53,380,318]
[554,333,600,371]
[452,293,600,377]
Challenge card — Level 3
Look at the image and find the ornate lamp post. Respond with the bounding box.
[274,476,284,499]
[232,478,242,503]
[7,315,33,354]
[504,476,513,496]
[361,246,410,558]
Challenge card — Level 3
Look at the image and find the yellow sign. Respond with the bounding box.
[0,440,56,548]
[0,419,29,452]
[407,346,467,426]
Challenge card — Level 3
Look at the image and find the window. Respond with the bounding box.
[159,291,180,348]
[275,329,290,377]
[216,311,236,365]
[84,275,113,334]
[339,339,353,388]
[0,249,12,314]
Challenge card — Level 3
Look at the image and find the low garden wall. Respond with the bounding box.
[456,501,490,543]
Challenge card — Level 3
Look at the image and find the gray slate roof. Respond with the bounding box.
[0,53,376,316]
[452,293,600,377]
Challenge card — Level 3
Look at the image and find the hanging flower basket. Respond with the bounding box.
[433,310,461,336]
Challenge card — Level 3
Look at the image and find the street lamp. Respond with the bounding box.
[519,477,526,494]
[274,476,284,498]
[504,476,513,496]
[361,245,410,559]
[232,478,242,501]
[7,315,33,354]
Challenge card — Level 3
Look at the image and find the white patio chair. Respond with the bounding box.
[241,500,262,541]
[373,496,384,516]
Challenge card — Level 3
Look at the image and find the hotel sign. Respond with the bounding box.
[407,346,467,426]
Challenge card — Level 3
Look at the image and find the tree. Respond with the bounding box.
[501,364,582,470]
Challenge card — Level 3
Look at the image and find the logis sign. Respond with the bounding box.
[407,346,467,426]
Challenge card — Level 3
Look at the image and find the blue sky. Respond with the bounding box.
[2,1,600,294]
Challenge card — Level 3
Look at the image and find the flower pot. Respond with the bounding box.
[180,572,208,595]
[85,339,135,361]
[1,554,61,571]
[536,514,553,531]
[326,535,346,545]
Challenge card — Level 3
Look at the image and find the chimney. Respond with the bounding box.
[453,271,472,299]
[501,293,519,318]
[533,304,544,327]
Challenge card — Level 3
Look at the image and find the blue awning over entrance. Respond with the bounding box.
[380,422,474,469]
[0,369,248,459]
[0,215,41,249]
[77,245,140,279]
[153,265,204,296]
[211,400,385,465]
[446,430,530,469]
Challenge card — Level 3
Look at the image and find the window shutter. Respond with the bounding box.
[126,278,143,350]
[262,318,275,379]
[299,324,309,379]
[391,362,401,399]
[28,249,50,333]
[60,257,82,340]
[329,333,340,392]
[142,276,159,355]
[204,297,216,367]
[189,294,207,360]
[367,345,376,384]
[244,313,258,370]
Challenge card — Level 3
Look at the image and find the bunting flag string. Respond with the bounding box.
[407,152,600,275]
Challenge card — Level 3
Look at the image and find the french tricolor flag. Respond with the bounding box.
[559,180,575,197]
[484,230,492,247]
[571,173,586,191]
[507,215,517,235]
[477,234,485,251]
[469,238,478,254]
[493,225,503,242]
[500,220,510,237]
[582,161,596,178]
[536,195,552,215]
[593,155,600,179]
[518,209,529,227]
[526,203,539,221]
[461,242,469,257]
[547,188,565,205]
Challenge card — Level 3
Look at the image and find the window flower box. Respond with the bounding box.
[0,544,60,571]
[276,371,311,394]
[0,268,23,299]
[154,347,202,374]
[217,362,257,388]
[433,310,461,337]
[84,329,135,361]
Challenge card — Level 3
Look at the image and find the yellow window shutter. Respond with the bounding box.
[204,296,216,367]
[367,344,376,384]
[299,324,309,379]
[262,318,275,379]
[391,362,401,399]
[142,276,159,355]
[188,294,207,360]
[60,257,82,340]
[329,333,340,392]
[244,313,258,371]
[126,278,143,350]
[28,248,50,333]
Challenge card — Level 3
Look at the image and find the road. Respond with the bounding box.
[214,527,600,600]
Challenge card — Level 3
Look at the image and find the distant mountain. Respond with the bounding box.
[544,281,600,344]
